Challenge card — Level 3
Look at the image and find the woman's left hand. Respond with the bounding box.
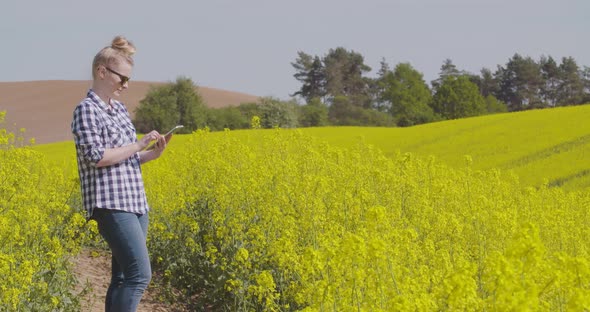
[153,134,167,155]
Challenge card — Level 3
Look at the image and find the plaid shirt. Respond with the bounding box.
[71,90,149,218]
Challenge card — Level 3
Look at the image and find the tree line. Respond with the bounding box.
[134,49,590,132]
[134,77,301,133]
[292,48,590,126]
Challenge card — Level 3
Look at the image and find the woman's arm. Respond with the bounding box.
[96,131,162,167]
[96,142,142,167]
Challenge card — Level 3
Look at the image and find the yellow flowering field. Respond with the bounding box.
[302,104,590,191]
[140,128,590,310]
[23,105,590,310]
[0,112,93,311]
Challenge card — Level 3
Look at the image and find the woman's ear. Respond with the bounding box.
[97,66,106,79]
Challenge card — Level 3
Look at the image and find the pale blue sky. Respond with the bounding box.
[1,0,588,100]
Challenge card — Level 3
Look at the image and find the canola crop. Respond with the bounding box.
[0,112,92,311]
[301,104,590,191]
[11,105,590,311]
[140,128,590,311]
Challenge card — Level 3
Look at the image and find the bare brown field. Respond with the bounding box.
[0,80,259,144]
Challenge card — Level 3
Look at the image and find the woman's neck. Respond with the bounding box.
[91,84,112,106]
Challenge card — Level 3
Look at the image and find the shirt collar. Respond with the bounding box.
[87,89,122,114]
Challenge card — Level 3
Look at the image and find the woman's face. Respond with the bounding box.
[100,60,132,97]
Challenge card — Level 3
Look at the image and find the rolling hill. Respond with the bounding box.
[299,104,590,190]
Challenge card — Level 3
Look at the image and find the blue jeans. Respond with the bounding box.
[93,209,152,312]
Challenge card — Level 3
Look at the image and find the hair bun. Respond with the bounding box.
[111,36,136,56]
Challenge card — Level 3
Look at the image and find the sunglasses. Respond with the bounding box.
[105,66,130,85]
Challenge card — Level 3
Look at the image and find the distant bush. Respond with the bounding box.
[431,76,486,119]
[206,107,249,131]
[257,97,299,129]
[329,96,395,126]
[298,98,329,127]
[134,77,207,134]
[205,95,399,131]
[485,95,508,114]
[204,98,300,131]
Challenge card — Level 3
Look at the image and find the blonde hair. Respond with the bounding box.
[92,36,136,79]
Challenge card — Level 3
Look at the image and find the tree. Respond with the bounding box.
[379,63,435,126]
[539,55,560,107]
[430,76,486,119]
[431,58,463,92]
[582,66,590,103]
[471,67,500,98]
[292,52,326,102]
[557,57,584,105]
[323,47,372,104]
[171,77,207,130]
[134,87,179,134]
[134,77,207,133]
[495,54,543,111]
[372,58,393,112]
[292,47,372,108]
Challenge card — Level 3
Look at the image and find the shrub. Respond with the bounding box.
[134,77,207,134]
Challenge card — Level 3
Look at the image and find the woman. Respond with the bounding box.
[71,36,166,311]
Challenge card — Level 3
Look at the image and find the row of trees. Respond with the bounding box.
[134,50,590,132]
[293,48,590,126]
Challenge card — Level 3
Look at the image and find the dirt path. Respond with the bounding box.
[72,248,175,312]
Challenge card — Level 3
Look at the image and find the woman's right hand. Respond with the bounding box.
[138,130,162,150]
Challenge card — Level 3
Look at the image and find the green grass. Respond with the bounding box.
[33,104,590,191]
